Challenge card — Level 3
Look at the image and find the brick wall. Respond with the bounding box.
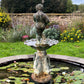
[9,13,83,28]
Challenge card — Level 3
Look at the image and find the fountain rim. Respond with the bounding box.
[0,54,84,68]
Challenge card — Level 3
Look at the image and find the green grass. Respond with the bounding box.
[0,42,36,58]
[0,40,84,58]
[47,40,84,58]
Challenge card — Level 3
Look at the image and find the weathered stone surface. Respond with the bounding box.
[0,54,84,66]
[24,39,58,48]
[31,73,52,83]
[0,55,33,64]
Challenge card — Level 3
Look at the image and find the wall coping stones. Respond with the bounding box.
[0,54,84,67]
[9,13,84,16]
[48,54,84,65]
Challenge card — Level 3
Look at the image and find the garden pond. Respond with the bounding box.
[0,59,84,84]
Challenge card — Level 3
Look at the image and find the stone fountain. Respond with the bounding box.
[24,4,58,83]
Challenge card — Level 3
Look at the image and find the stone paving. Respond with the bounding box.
[0,54,84,66]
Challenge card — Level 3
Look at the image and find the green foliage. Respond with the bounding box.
[43,0,68,13]
[0,42,36,58]
[0,59,84,84]
[51,67,84,84]
[43,28,60,40]
[46,21,59,28]
[66,0,73,13]
[0,61,34,84]
[0,8,11,30]
[1,0,40,13]
[43,21,60,40]
[30,25,36,38]
[47,40,84,58]
[60,28,83,42]
[0,28,8,42]
[0,25,31,42]
[76,22,84,35]
[1,0,75,13]
[0,40,84,58]
[78,4,84,13]
[72,4,78,12]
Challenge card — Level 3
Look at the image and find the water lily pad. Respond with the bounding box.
[27,69,34,73]
[7,63,15,67]
[73,71,82,75]
[10,68,19,71]
[0,66,7,69]
[29,82,34,84]
[68,76,75,80]
[51,65,55,68]
[51,68,61,72]
[65,74,70,77]
[50,72,54,75]
[14,77,26,84]
[27,62,33,65]
[64,74,73,81]
[72,80,82,84]
[60,67,69,70]
[21,74,30,77]
[18,62,26,65]
[75,74,84,80]
[15,79,22,84]
[0,79,6,82]
[20,68,28,72]
[54,75,63,83]
[8,76,16,80]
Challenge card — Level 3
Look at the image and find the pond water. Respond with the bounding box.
[0,59,84,84]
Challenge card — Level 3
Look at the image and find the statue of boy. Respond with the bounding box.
[33,4,49,44]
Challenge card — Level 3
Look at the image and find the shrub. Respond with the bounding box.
[0,25,31,42]
[46,21,59,29]
[43,21,61,40]
[77,22,84,35]
[0,28,8,42]
[30,25,36,38]
[0,8,11,30]
[7,25,31,42]
[60,28,83,42]
[43,28,60,40]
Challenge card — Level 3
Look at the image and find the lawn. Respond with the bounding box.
[0,40,84,58]
[47,40,84,58]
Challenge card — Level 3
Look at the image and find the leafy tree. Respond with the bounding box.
[58,0,67,13]
[72,4,78,12]
[66,0,73,13]
[1,0,74,13]
[78,4,84,13]
[1,0,41,13]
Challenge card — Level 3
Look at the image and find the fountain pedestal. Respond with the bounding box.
[32,44,51,83]
[24,39,58,83]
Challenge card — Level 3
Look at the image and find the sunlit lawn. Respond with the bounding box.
[0,40,84,58]
[47,40,84,58]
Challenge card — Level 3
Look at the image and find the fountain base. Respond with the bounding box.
[31,73,52,83]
